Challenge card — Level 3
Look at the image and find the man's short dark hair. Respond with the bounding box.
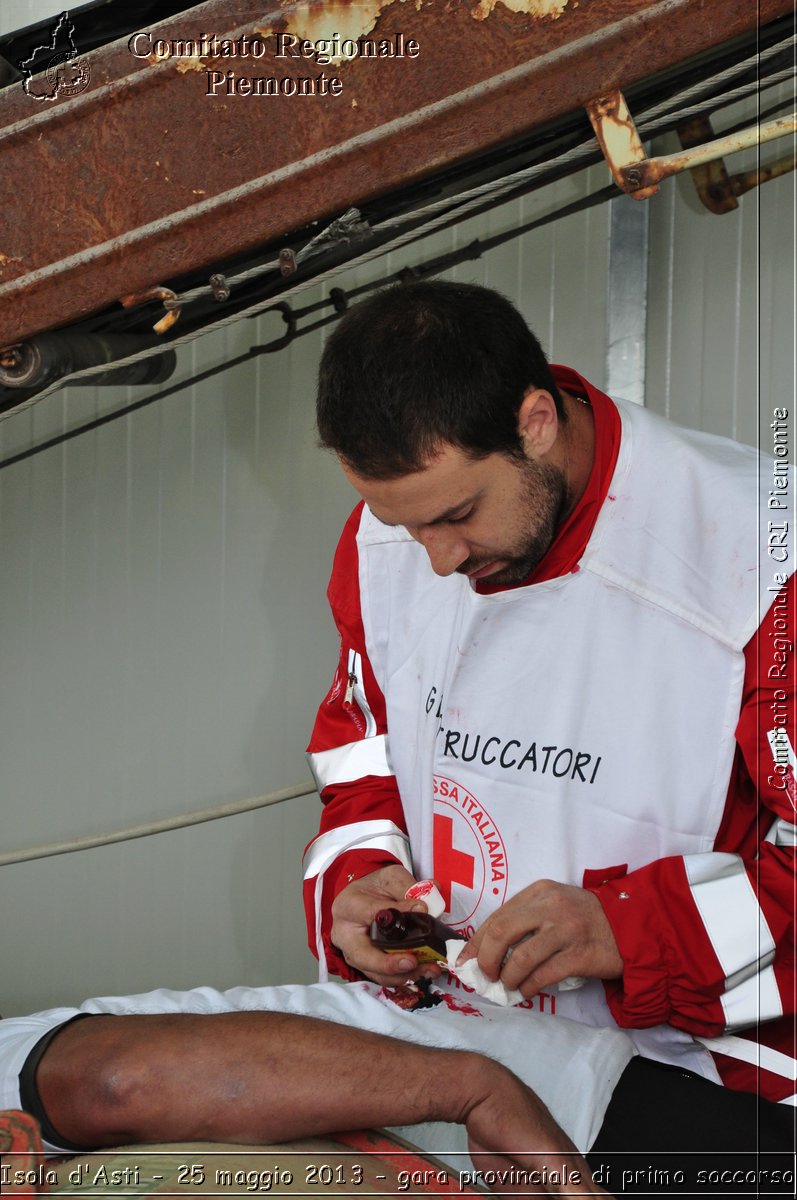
[316,280,564,479]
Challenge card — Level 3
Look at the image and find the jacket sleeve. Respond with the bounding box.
[590,579,796,1052]
[303,503,413,981]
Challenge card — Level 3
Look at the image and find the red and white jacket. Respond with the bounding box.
[304,367,796,1102]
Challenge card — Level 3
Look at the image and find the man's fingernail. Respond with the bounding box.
[397,958,414,971]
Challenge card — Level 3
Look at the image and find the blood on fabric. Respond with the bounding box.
[439,993,483,1017]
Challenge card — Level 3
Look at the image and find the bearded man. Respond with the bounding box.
[303,279,796,1110]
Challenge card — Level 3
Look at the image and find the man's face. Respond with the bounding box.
[342,444,568,585]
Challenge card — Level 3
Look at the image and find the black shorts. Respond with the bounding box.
[18,1014,94,1152]
[588,1057,796,1196]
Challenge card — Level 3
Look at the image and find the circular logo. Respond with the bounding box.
[46,53,91,97]
[432,775,508,929]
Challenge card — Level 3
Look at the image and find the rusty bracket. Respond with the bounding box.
[678,114,797,213]
[119,284,182,335]
[730,156,797,195]
[585,90,659,201]
[676,115,738,212]
[588,92,795,201]
[623,112,796,193]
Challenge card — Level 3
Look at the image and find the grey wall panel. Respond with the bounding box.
[0,316,356,1012]
[646,89,795,450]
[1,0,59,36]
[0,799,322,1013]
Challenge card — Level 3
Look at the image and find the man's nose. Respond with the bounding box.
[410,526,469,576]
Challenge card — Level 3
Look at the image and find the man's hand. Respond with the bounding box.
[330,864,445,985]
[459,881,623,997]
[458,1056,610,1196]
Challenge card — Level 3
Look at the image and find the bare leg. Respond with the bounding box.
[35,1012,607,1196]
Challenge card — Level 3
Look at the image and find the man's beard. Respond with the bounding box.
[457,459,569,586]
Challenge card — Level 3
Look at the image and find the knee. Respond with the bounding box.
[36,1016,155,1147]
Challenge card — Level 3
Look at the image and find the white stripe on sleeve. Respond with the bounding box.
[684,852,782,1028]
[697,1034,797,1085]
[302,820,412,881]
[720,966,784,1029]
[307,734,392,790]
[764,816,797,847]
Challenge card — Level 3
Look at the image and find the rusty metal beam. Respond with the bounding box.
[0,0,791,345]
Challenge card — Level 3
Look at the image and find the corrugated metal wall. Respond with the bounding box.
[646,88,795,450]
[1,1,793,1015]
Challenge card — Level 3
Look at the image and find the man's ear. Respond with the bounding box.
[517,389,559,459]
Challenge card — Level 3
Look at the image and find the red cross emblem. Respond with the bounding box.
[433,812,475,910]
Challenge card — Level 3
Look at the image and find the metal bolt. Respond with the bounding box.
[209,273,231,303]
[279,248,297,277]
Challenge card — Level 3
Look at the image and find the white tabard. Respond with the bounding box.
[355,398,769,1078]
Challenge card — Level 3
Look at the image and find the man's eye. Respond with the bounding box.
[448,509,472,524]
